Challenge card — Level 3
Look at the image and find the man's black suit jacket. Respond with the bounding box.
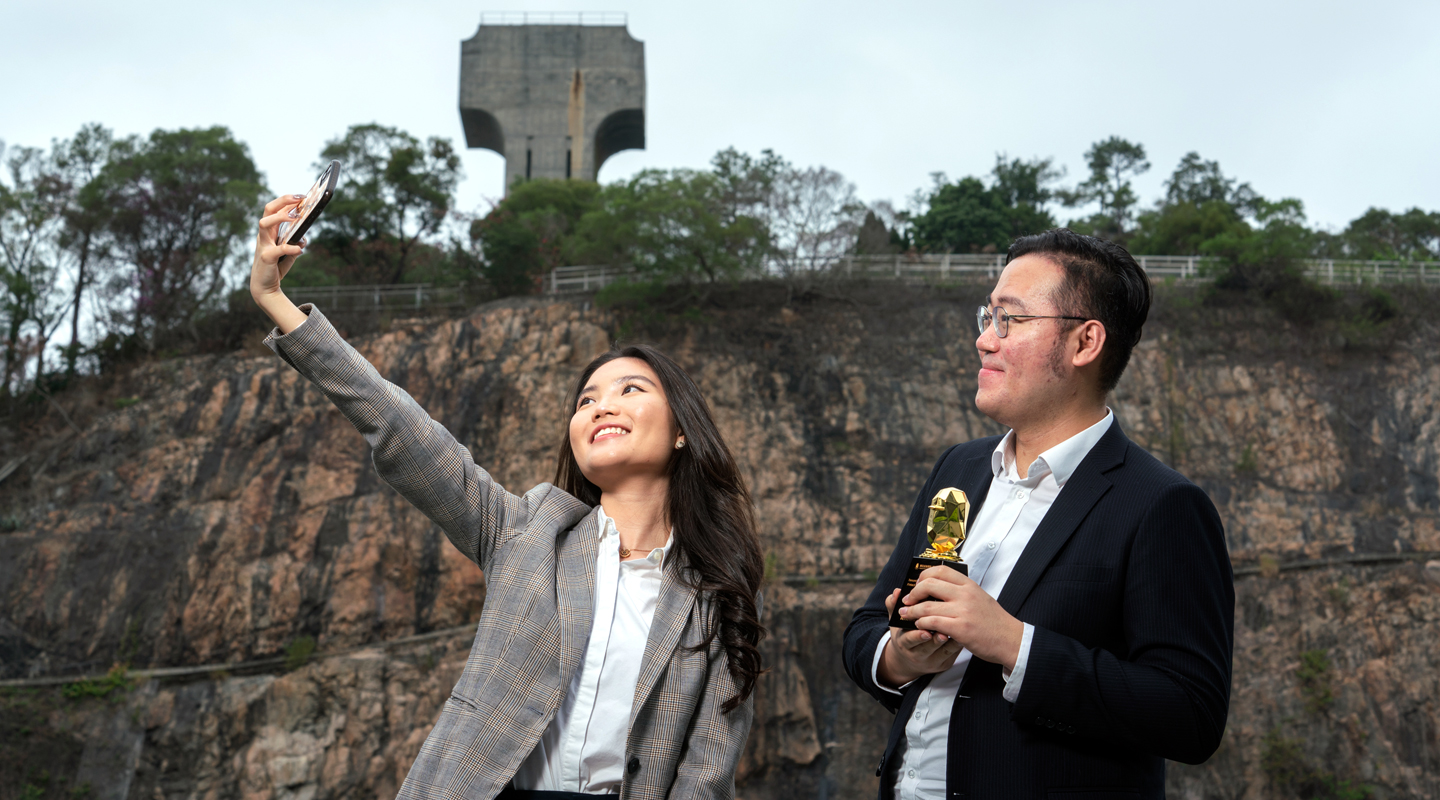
[842,421,1234,800]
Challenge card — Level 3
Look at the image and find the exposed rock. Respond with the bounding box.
[1,283,1437,799]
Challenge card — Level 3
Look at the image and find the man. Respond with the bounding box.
[843,230,1233,799]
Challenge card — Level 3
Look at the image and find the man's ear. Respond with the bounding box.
[1071,320,1106,368]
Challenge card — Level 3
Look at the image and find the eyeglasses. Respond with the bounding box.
[976,306,1089,339]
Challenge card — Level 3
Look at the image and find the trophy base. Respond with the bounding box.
[888,556,967,630]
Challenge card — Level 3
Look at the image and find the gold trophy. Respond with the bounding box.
[889,487,969,630]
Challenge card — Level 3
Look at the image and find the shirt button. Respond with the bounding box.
[1015,490,1026,500]
[987,541,997,550]
[907,769,917,779]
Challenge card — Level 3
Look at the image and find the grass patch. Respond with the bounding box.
[1262,727,1373,799]
[284,635,317,672]
[1297,648,1336,714]
[111,396,140,409]
[1233,443,1257,476]
[60,665,135,701]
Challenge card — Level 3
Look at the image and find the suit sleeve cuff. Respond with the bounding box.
[871,631,911,696]
[1001,623,1035,703]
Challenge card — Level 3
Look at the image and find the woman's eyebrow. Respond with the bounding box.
[579,374,657,395]
[614,375,657,387]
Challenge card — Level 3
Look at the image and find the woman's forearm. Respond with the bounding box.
[252,288,308,334]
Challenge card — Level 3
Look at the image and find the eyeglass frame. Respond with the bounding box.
[976,305,1090,339]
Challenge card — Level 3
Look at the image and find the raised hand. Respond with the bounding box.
[250,195,310,334]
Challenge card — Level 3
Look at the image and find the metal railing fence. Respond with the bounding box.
[286,283,469,313]
[542,255,1440,295]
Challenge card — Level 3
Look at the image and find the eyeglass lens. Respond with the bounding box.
[976,306,1008,338]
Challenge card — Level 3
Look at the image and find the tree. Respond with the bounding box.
[910,156,1061,254]
[1062,136,1150,239]
[991,154,1064,238]
[767,163,863,275]
[912,175,1009,253]
[100,126,266,349]
[0,143,71,395]
[53,124,115,377]
[311,124,462,284]
[1339,207,1440,261]
[855,210,899,255]
[469,178,601,296]
[1129,153,1256,256]
[571,167,770,288]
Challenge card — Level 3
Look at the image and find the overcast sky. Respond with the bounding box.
[4,0,1438,231]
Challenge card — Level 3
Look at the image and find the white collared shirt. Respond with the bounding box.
[872,410,1114,800]
[513,507,673,794]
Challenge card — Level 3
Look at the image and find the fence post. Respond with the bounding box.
[894,254,901,277]
[551,269,557,294]
[941,252,950,281]
[1328,261,1334,284]
[415,285,422,309]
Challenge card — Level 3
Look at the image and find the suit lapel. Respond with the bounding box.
[993,422,1128,616]
[958,453,996,532]
[556,509,601,688]
[630,558,699,722]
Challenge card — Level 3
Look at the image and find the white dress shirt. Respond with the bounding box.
[513,507,673,794]
[871,410,1114,800]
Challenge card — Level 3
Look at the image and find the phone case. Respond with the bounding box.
[277,160,341,246]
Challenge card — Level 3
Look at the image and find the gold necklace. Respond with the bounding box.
[619,545,655,558]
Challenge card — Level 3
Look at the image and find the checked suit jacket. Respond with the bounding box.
[842,422,1234,800]
[266,306,752,800]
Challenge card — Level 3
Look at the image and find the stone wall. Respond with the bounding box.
[1,282,1437,799]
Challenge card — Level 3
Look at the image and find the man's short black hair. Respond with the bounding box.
[1005,229,1152,394]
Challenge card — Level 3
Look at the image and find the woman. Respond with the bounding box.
[250,195,764,800]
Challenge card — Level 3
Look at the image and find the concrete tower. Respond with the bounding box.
[459,13,646,191]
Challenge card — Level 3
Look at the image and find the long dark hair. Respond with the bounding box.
[555,344,765,713]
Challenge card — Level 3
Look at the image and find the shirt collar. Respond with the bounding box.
[990,409,1114,487]
[597,505,675,566]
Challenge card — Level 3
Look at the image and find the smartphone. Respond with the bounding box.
[277,160,341,246]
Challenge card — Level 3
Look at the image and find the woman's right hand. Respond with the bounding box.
[250,195,310,334]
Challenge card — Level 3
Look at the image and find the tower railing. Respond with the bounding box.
[478,11,628,26]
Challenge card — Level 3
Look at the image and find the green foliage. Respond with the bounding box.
[111,396,139,409]
[571,166,770,289]
[1060,136,1150,239]
[1262,728,1373,799]
[1297,648,1336,714]
[763,552,781,585]
[309,123,462,285]
[284,635,317,671]
[100,126,265,348]
[471,178,601,296]
[1202,198,1337,323]
[911,156,1062,254]
[61,665,134,700]
[1327,576,1352,608]
[855,210,898,255]
[1333,206,1440,260]
[0,140,76,398]
[1128,152,1258,256]
[1233,443,1257,476]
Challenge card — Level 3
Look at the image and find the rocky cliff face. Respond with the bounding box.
[2,282,1437,800]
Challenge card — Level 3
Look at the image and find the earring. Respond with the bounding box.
[675,438,686,449]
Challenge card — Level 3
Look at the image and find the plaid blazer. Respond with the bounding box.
[266,306,752,800]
